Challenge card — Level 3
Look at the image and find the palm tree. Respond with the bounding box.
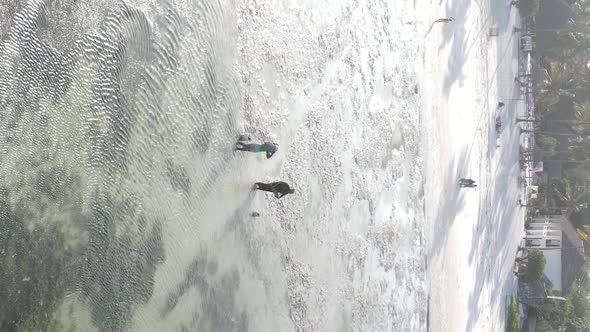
[575,225,590,243]
[537,63,580,113]
[535,135,558,158]
[571,101,590,135]
[563,161,590,184]
[554,0,590,58]
[553,178,590,216]
[569,137,590,161]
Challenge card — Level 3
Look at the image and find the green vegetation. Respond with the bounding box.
[523,183,558,219]
[535,135,558,158]
[535,281,590,331]
[553,179,590,214]
[571,101,590,135]
[537,63,579,113]
[526,0,590,243]
[552,0,590,61]
[530,0,590,182]
[515,0,540,17]
[525,249,547,282]
[535,319,555,332]
[507,296,519,332]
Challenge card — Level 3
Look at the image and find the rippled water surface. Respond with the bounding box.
[0,1,425,331]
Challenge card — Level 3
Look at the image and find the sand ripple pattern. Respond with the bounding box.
[0,0,239,331]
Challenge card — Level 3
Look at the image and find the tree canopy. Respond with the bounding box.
[526,249,547,282]
[535,278,590,331]
[516,0,541,17]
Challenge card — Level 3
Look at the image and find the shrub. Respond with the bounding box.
[507,296,519,332]
[535,319,555,332]
[526,249,547,282]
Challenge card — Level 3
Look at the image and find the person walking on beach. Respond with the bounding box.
[434,17,454,23]
[459,178,476,188]
[498,102,505,108]
[495,116,502,133]
[459,178,475,185]
[236,135,278,159]
[255,181,295,199]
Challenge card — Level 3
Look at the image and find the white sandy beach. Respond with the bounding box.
[421,0,526,330]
